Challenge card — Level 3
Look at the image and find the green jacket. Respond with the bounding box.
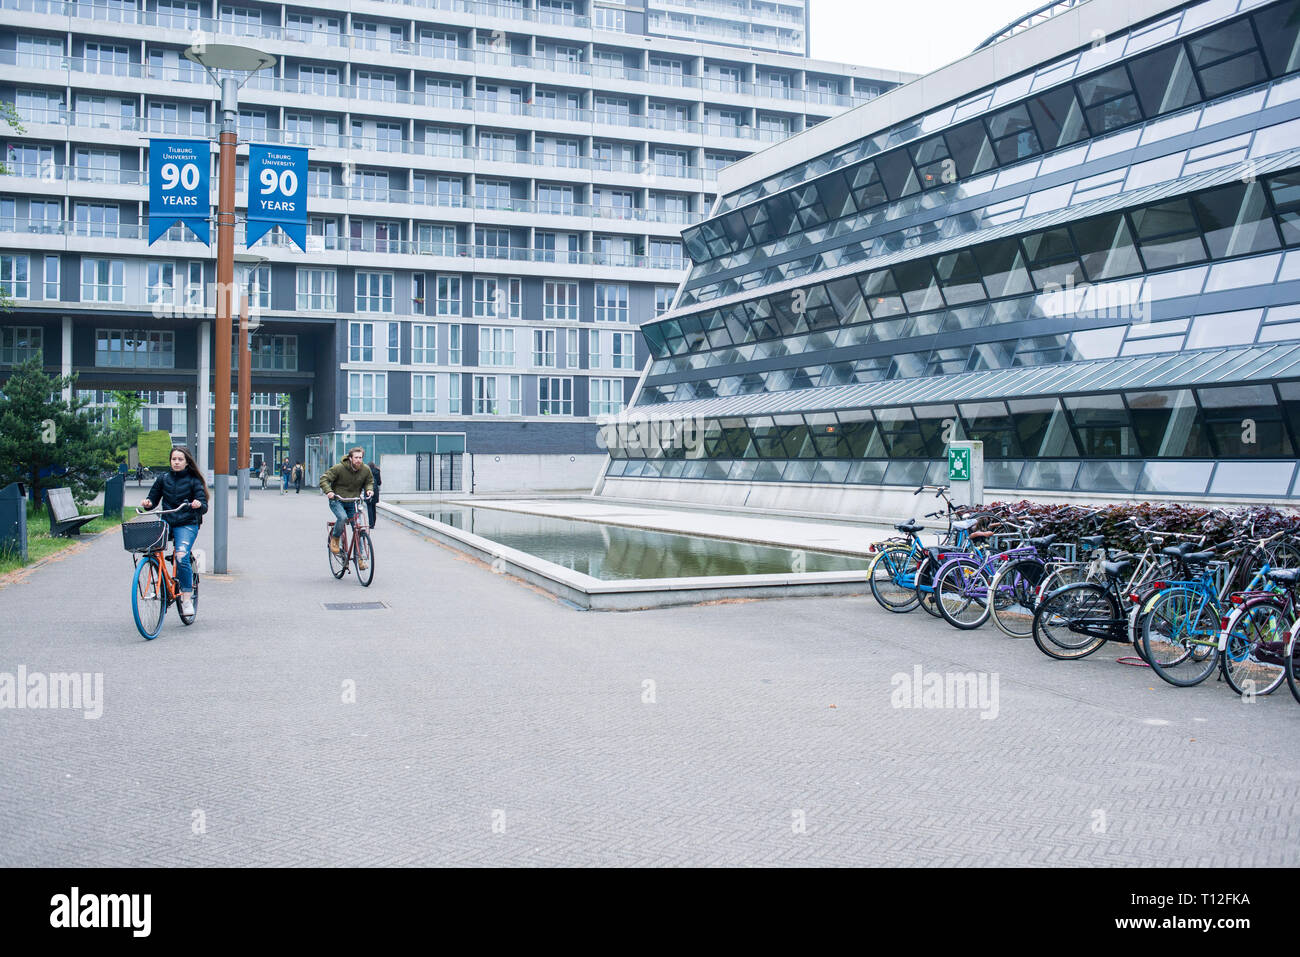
[319,459,375,499]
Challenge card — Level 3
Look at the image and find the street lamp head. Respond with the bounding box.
[184,44,276,74]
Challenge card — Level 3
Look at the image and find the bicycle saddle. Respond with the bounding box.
[1080,535,1106,549]
[1101,559,1133,578]
[1161,543,1197,557]
[1181,550,1216,565]
[1266,568,1300,584]
[895,519,924,534]
[1027,534,1057,548]
[952,519,981,532]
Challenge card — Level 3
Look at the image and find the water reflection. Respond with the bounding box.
[421,507,870,581]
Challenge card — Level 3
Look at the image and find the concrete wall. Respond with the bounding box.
[379,454,418,494]
[471,454,606,493]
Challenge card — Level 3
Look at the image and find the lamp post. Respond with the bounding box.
[185,43,275,574]
[233,251,268,513]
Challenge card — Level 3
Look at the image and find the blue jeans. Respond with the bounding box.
[329,498,356,539]
[172,523,198,592]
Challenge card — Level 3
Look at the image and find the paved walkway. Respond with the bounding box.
[0,488,1297,866]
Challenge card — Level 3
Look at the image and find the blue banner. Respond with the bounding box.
[246,144,307,251]
[148,139,210,244]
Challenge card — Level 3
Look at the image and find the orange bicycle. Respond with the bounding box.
[123,505,198,640]
[326,495,374,586]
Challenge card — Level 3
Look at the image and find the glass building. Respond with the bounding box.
[600,0,1300,509]
[0,0,906,487]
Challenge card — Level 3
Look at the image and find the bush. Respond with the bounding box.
[971,500,1300,552]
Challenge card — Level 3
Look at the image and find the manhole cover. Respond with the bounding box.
[322,601,388,611]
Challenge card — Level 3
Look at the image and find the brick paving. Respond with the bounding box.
[0,489,1297,866]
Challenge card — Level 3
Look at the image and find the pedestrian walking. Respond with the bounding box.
[366,460,382,529]
[292,461,304,494]
[259,460,268,490]
[280,459,290,494]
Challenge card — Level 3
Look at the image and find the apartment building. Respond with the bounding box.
[0,0,909,489]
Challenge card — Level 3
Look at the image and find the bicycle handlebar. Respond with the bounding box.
[330,495,368,502]
[134,503,192,515]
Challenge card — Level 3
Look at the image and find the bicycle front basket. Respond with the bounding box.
[122,516,168,553]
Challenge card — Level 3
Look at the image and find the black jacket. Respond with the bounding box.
[145,471,208,528]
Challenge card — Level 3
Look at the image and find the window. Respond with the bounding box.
[1,255,30,300]
[473,277,521,318]
[612,331,635,370]
[355,272,394,313]
[81,259,125,302]
[95,329,174,367]
[595,283,629,322]
[448,372,461,413]
[475,178,513,210]
[537,184,575,215]
[73,203,119,237]
[74,149,121,184]
[538,376,573,415]
[433,274,461,316]
[472,374,498,414]
[650,239,684,269]
[299,64,340,97]
[505,374,521,415]
[544,281,579,321]
[349,322,375,362]
[478,327,515,366]
[533,328,556,367]
[147,261,175,305]
[186,261,204,308]
[419,224,458,255]
[83,42,129,76]
[593,5,624,30]
[447,324,462,364]
[42,255,59,300]
[0,326,42,365]
[588,329,601,368]
[594,95,629,120]
[655,286,675,316]
[348,372,387,413]
[411,373,437,413]
[565,328,579,367]
[239,263,270,310]
[296,268,336,310]
[251,335,297,371]
[30,200,60,234]
[412,324,437,364]
[475,227,512,259]
[590,378,623,416]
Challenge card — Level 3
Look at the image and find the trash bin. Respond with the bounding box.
[103,473,125,520]
[0,482,27,563]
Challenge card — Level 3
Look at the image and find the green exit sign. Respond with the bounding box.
[948,447,971,482]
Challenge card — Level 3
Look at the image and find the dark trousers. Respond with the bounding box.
[366,494,378,528]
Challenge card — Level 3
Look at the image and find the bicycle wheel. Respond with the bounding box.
[131,555,166,640]
[1035,564,1089,606]
[1140,588,1220,687]
[328,530,348,579]
[988,559,1043,639]
[935,559,991,630]
[1287,623,1300,705]
[913,556,944,619]
[869,546,921,613]
[1032,582,1113,661]
[354,531,374,587]
[1221,600,1288,697]
[1267,539,1300,571]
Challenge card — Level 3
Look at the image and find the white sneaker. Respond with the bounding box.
[180,594,194,616]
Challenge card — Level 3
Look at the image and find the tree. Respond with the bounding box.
[0,359,120,511]
[106,389,144,463]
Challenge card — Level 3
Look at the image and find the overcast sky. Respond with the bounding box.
[809,0,1045,75]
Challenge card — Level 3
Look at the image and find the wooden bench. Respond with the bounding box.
[47,487,100,537]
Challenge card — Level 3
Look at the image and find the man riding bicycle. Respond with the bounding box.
[320,447,374,567]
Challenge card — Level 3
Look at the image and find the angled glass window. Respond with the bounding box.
[1021,227,1084,288]
[1071,213,1142,281]
[1192,182,1281,259]
[861,270,906,318]
[943,120,997,179]
[1266,172,1300,246]
[1027,85,1088,150]
[932,250,987,304]
[909,135,953,191]
[1008,397,1079,457]
[848,161,888,209]
[875,407,924,457]
[959,401,1021,458]
[1255,2,1300,77]
[1189,19,1267,99]
[1129,198,1209,268]
[1021,461,1080,490]
[873,149,921,202]
[973,238,1033,298]
[1129,43,1201,117]
[914,404,958,457]
[1197,384,1293,456]
[893,260,943,313]
[985,103,1040,164]
[1076,64,1140,134]
[1065,394,1140,457]
[1126,389,1213,457]
[1076,460,1142,492]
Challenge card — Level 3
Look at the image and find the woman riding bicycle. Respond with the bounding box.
[139,446,208,618]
